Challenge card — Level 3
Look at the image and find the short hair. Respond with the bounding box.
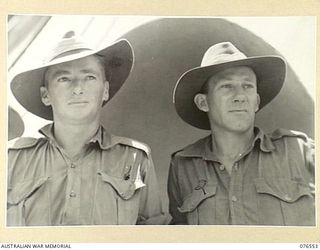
[94,54,111,82]
[199,76,212,94]
[43,54,111,87]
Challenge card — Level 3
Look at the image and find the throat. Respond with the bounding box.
[211,129,255,174]
[64,145,89,161]
[52,121,99,160]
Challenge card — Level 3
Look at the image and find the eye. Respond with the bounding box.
[85,75,97,80]
[220,83,233,89]
[243,83,255,89]
[57,77,70,82]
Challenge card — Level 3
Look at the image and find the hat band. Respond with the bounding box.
[48,48,93,62]
[201,52,247,67]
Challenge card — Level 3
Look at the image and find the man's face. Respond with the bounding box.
[40,55,109,123]
[196,66,260,134]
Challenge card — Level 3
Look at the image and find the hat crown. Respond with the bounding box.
[45,31,93,63]
[201,42,247,67]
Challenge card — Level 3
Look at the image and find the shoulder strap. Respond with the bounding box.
[270,128,309,142]
[8,137,40,150]
[116,137,151,156]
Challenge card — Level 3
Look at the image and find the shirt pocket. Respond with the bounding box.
[98,172,136,200]
[8,176,49,205]
[97,171,143,224]
[178,184,217,225]
[7,176,49,226]
[254,178,315,226]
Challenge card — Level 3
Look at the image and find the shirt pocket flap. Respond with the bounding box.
[7,176,49,205]
[178,185,217,213]
[99,172,136,200]
[254,178,311,203]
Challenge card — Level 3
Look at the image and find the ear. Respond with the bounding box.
[40,86,51,106]
[194,93,209,112]
[255,93,261,112]
[102,80,109,102]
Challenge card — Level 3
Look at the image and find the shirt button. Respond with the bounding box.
[219,164,225,171]
[70,191,76,198]
[234,163,238,170]
[284,194,291,201]
[231,196,237,202]
[70,164,76,168]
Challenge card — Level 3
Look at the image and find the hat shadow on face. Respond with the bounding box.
[100,18,314,208]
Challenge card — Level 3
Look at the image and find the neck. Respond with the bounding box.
[211,126,255,162]
[53,118,100,159]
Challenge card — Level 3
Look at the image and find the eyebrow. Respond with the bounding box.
[80,69,100,75]
[48,68,100,79]
[219,75,255,81]
[48,70,71,80]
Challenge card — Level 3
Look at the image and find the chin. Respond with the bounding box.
[229,124,253,133]
[59,112,97,122]
[225,120,254,133]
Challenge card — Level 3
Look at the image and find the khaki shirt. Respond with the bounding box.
[168,128,315,225]
[8,123,169,226]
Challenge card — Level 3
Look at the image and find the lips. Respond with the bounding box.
[68,100,88,105]
[229,109,248,113]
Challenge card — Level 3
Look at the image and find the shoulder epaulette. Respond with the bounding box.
[171,148,184,158]
[171,135,211,159]
[8,137,40,150]
[270,128,309,142]
[117,137,151,156]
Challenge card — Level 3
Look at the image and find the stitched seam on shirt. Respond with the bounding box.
[90,167,100,224]
[116,197,119,224]
[47,180,52,225]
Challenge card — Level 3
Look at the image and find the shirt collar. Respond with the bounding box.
[39,123,55,141]
[176,127,275,161]
[39,123,121,150]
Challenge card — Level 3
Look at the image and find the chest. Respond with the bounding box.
[9,145,145,225]
[174,148,314,225]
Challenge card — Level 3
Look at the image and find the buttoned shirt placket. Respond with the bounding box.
[48,138,89,225]
[228,158,246,224]
[205,136,259,225]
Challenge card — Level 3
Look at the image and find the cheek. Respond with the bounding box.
[250,95,259,109]
[208,94,228,110]
[90,85,107,101]
[208,96,227,117]
[48,86,72,105]
[49,87,66,100]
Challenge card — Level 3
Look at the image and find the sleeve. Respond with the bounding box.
[273,129,315,192]
[7,150,25,226]
[167,156,187,225]
[136,152,171,225]
[299,136,315,195]
[7,197,25,226]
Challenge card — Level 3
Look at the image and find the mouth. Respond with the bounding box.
[229,109,248,113]
[68,100,89,105]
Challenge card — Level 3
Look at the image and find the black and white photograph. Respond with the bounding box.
[7,15,315,229]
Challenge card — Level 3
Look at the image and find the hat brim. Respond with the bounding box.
[174,56,286,130]
[11,39,134,120]
[8,106,25,140]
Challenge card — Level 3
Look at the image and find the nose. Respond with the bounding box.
[72,78,84,95]
[232,85,246,103]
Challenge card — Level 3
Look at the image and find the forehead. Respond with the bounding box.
[46,55,104,76]
[209,66,257,84]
